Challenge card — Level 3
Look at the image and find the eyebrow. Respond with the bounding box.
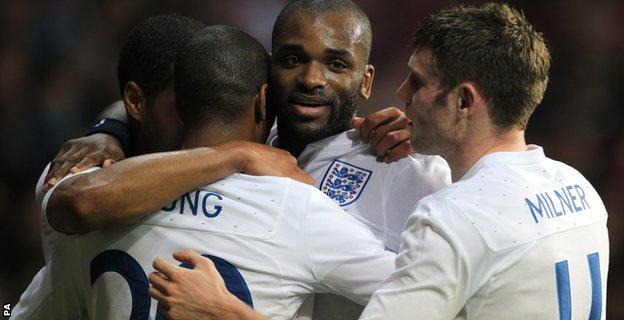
[276,44,303,53]
[325,48,353,59]
[276,44,353,58]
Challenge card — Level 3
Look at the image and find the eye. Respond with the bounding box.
[328,60,347,72]
[409,73,423,91]
[283,55,301,67]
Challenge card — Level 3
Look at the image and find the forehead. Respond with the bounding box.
[274,11,366,58]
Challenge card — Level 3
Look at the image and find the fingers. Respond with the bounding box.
[149,286,168,303]
[102,159,116,167]
[44,143,72,184]
[42,170,59,193]
[383,140,414,163]
[148,271,171,295]
[44,162,63,189]
[56,160,80,180]
[43,134,126,192]
[42,158,78,192]
[358,107,404,143]
[70,154,104,174]
[351,117,364,130]
[372,128,412,158]
[172,250,207,268]
[369,117,412,152]
[153,256,179,279]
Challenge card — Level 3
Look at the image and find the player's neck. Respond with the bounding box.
[128,123,159,157]
[182,123,254,149]
[276,118,352,158]
[447,128,527,182]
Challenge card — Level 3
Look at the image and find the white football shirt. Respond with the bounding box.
[269,127,451,319]
[11,164,95,319]
[361,145,609,320]
[268,128,451,253]
[15,167,395,320]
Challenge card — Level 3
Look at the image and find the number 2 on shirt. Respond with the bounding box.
[90,249,253,319]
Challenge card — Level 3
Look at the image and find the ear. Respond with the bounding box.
[254,83,269,124]
[123,81,147,121]
[252,83,270,141]
[358,64,375,100]
[456,82,483,118]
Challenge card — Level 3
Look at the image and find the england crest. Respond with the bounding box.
[319,160,372,206]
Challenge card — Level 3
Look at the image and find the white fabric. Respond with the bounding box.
[268,128,451,253]
[12,164,98,319]
[360,145,609,320]
[269,127,451,320]
[14,167,395,320]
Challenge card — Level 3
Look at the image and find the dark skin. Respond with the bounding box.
[271,11,374,157]
[42,82,182,192]
[147,13,413,320]
[44,75,311,234]
[125,83,183,156]
[42,11,420,197]
[47,82,313,234]
[38,11,419,320]
[43,12,413,190]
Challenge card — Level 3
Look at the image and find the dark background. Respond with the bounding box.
[1,0,622,317]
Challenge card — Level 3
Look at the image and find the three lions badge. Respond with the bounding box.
[320,160,372,206]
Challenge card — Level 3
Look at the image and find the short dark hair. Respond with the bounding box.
[175,25,270,132]
[272,0,372,62]
[413,3,551,130]
[117,14,205,105]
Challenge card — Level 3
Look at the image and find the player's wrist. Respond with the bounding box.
[221,294,262,320]
[84,118,130,156]
[213,141,249,174]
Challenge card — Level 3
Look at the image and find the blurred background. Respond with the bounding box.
[0,0,622,317]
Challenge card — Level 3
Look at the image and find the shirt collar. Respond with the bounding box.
[460,144,546,181]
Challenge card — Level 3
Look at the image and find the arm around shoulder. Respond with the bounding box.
[46,146,247,234]
[45,141,310,235]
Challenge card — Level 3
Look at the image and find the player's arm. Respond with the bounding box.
[46,141,312,234]
[149,250,267,320]
[352,107,414,163]
[43,100,128,191]
[304,190,397,305]
[359,198,479,320]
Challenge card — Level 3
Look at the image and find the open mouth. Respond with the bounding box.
[288,97,331,119]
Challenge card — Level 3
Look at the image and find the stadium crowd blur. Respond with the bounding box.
[1,0,622,317]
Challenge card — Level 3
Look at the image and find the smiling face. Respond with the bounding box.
[397,49,461,157]
[271,11,373,153]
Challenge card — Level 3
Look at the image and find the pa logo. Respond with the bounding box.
[320,160,372,206]
[3,303,10,317]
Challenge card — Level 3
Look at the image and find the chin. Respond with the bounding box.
[285,112,328,130]
[410,139,440,156]
[293,119,327,132]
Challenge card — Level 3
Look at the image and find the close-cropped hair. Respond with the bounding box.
[117,14,205,105]
[413,3,551,130]
[175,25,270,132]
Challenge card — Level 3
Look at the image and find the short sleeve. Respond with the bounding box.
[40,166,101,230]
[35,163,51,211]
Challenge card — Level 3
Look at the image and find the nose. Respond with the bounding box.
[396,76,411,105]
[298,61,326,91]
